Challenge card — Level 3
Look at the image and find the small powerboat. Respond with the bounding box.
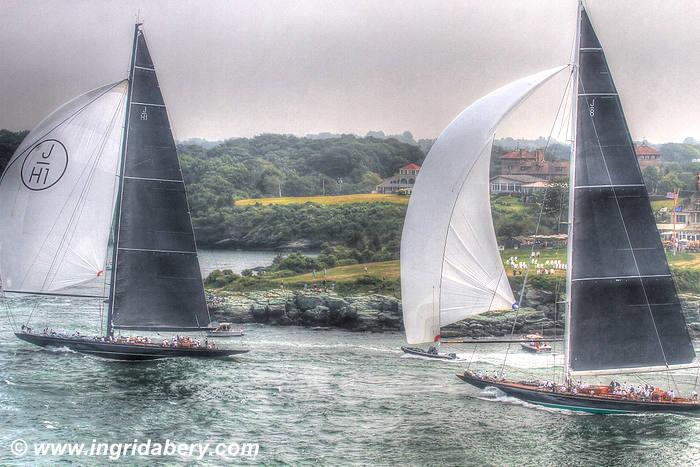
[401,346,457,360]
[206,323,245,337]
[520,334,552,353]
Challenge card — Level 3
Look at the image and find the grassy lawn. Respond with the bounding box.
[666,251,700,268]
[491,195,528,214]
[271,249,700,286]
[272,260,400,284]
[500,248,566,263]
[650,198,676,212]
[234,193,409,206]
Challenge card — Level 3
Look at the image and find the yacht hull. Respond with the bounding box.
[457,372,700,414]
[401,346,457,360]
[15,332,248,361]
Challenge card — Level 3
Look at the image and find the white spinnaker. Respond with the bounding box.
[0,81,127,294]
[401,66,567,345]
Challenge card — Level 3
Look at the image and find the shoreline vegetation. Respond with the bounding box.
[234,193,409,206]
[2,130,700,336]
[204,248,700,297]
[207,287,700,339]
[205,249,700,337]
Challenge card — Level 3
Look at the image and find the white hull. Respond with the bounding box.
[520,343,552,353]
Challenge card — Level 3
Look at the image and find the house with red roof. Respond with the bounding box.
[375,163,421,194]
[500,149,569,179]
[634,142,661,170]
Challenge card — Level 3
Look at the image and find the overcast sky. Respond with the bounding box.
[2,0,699,143]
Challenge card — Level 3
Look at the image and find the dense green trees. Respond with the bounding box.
[179,133,425,218]
[4,128,700,259]
[0,129,28,173]
[193,202,406,252]
[642,166,661,194]
[657,143,700,193]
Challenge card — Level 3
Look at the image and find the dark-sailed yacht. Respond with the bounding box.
[402,3,699,413]
[3,24,247,360]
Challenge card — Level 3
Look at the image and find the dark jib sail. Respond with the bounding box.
[568,8,695,373]
[108,24,211,332]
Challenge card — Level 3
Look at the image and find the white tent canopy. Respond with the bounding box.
[401,66,567,345]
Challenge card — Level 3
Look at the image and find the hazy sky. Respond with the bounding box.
[2,0,699,143]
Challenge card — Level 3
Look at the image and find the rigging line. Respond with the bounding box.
[28,110,124,312]
[17,92,127,293]
[0,81,126,189]
[633,373,653,389]
[25,135,119,325]
[562,73,574,145]
[542,68,574,162]
[466,342,478,371]
[568,4,580,67]
[41,97,126,293]
[476,267,506,372]
[579,76,672,371]
[24,300,41,329]
[669,372,679,393]
[498,74,573,378]
[108,25,140,335]
[433,135,498,335]
[2,293,20,332]
[499,230,540,377]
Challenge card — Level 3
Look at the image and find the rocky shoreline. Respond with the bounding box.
[208,287,700,338]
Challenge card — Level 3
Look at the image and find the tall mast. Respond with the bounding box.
[106,23,140,337]
[563,1,582,378]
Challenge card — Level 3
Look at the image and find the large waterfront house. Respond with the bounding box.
[375,163,421,194]
[634,142,662,170]
[499,149,569,180]
[490,174,548,197]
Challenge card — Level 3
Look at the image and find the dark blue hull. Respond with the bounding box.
[15,332,248,361]
[457,372,700,414]
[401,346,457,360]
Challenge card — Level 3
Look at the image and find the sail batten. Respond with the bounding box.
[109,25,210,332]
[567,7,696,373]
[401,66,566,345]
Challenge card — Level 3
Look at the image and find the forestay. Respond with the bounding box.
[401,66,566,345]
[0,81,127,294]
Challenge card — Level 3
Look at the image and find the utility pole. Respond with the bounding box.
[672,187,680,253]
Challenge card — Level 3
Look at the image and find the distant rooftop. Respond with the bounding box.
[501,149,543,160]
[635,143,660,155]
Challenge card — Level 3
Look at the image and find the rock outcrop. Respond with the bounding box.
[208,289,700,338]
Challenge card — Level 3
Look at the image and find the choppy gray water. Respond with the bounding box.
[1,251,700,465]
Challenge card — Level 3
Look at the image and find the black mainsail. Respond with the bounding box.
[107,24,211,333]
[567,7,695,374]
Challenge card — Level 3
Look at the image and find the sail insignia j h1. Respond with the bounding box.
[400,2,700,413]
[2,23,247,360]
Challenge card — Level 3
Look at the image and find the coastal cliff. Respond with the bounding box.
[209,288,700,338]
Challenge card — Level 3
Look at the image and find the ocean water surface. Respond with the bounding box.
[1,251,700,465]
